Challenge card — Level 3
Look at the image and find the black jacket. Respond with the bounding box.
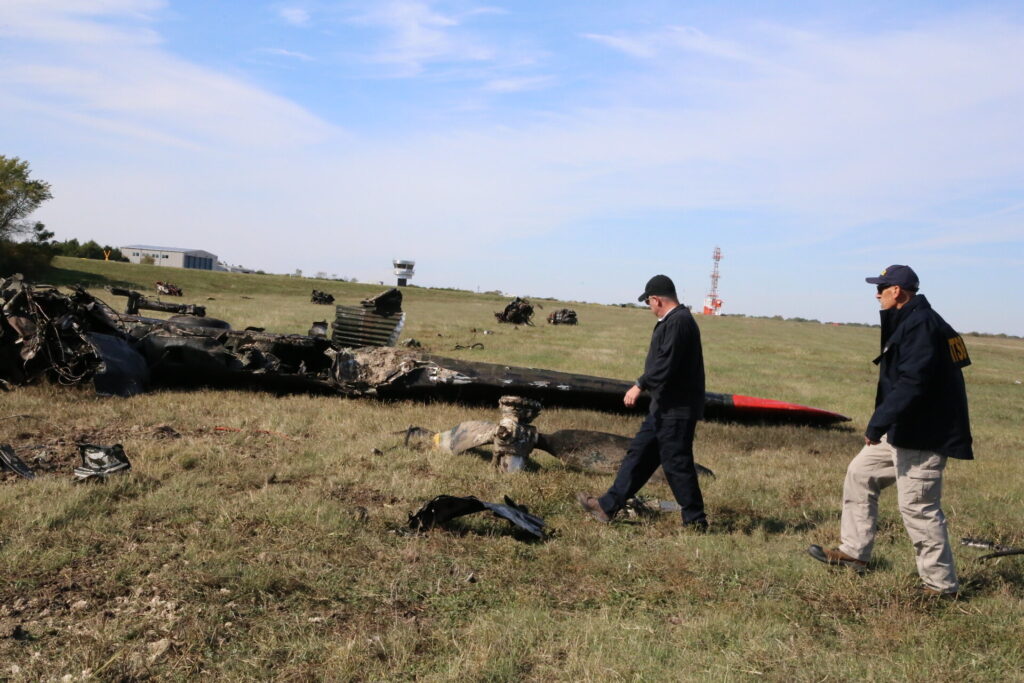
[866,295,973,459]
[636,306,705,419]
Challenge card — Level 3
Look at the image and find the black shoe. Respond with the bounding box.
[682,519,709,533]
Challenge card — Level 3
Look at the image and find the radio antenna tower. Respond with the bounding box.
[702,247,724,315]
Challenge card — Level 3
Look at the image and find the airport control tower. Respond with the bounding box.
[393,259,415,287]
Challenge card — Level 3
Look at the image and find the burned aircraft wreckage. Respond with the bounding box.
[0,275,849,426]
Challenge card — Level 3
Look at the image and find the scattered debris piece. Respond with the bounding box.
[152,424,181,439]
[453,342,484,351]
[403,396,540,472]
[961,537,1024,559]
[547,309,578,325]
[147,638,172,663]
[156,281,183,296]
[495,297,535,325]
[73,443,131,481]
[493,396,542,472]
[108,286,205,317]
[361,288,403,314]
[334,289,406,348]
[308,321,329,338]
[311,290,335,305]
[401,338,422,348]
[0,444,35,479]
[408,494,546,539]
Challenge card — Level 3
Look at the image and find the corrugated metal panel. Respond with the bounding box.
[331,306,406,347]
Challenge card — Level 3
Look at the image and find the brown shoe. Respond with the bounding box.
[576,492,611,523]
[807,544,868,572]
[922,586,959,599]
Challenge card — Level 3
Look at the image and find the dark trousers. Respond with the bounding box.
[598,414,706,524]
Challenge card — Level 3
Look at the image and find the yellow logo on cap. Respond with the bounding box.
[880,269,887,275]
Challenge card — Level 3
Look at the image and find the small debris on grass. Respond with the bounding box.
[0,444,35,479]
[147,638,172,663]
[73,444,131,482]
[409,494,547,539]
[152,424,181,439]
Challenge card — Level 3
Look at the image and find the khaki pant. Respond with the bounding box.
[839,436,959,593]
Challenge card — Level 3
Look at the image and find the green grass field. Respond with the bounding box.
[2,256,1022,680]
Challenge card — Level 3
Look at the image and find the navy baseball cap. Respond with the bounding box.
[638,274,677,302]
[865,264,919,290]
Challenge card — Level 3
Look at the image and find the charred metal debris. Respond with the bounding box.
[408,495,547,539]
[108,287,206,317]
[961,537,1024,560]
[0,444,34,479]
[311,289,335,305]
[74,443,131,481]
[155,281,183,296]
[0,275,850,424]
[547,309,578,325]
[401,395,715,477]
[495,297,535,325]
[1,442,132,482]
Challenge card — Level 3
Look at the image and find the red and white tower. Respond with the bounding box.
[702,247,723,315]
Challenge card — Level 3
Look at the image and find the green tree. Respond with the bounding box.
[0,156,53,241]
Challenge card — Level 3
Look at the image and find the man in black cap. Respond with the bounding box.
[808,265,973,596]
[577,274,708,529]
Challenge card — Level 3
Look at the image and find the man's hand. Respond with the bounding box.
[865,436,880,445]
[624,384,642,408]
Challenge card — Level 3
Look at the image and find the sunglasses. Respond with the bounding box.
[876,284,897,293]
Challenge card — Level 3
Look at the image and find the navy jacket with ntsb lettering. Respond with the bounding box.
[866,294,973,459]
[636,305,705,420]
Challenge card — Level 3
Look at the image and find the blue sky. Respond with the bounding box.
[1,1,1022,334]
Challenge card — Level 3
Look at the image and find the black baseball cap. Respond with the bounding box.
[638,274,677,302]
[865,264,919,290]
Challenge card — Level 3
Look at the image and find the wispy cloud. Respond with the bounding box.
[482,75,554,93]
[584,25,756,64]
[0,0,336,148]
[279,6,311,27]
[0,0,164,46]
[348,1,497,75]
[581,33,656,59]
[259,47,315,61]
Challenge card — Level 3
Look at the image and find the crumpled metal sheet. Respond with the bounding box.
[84,332,150,397]
[408,494,546,539]
[73,443,131,481]
[0,444,35,479]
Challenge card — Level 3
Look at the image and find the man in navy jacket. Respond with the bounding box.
[577,274,708,529]
[809,265,972,595]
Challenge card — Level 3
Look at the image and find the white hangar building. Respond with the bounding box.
[122,245,218,271]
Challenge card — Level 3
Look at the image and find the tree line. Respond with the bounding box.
[0,155,126,277]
